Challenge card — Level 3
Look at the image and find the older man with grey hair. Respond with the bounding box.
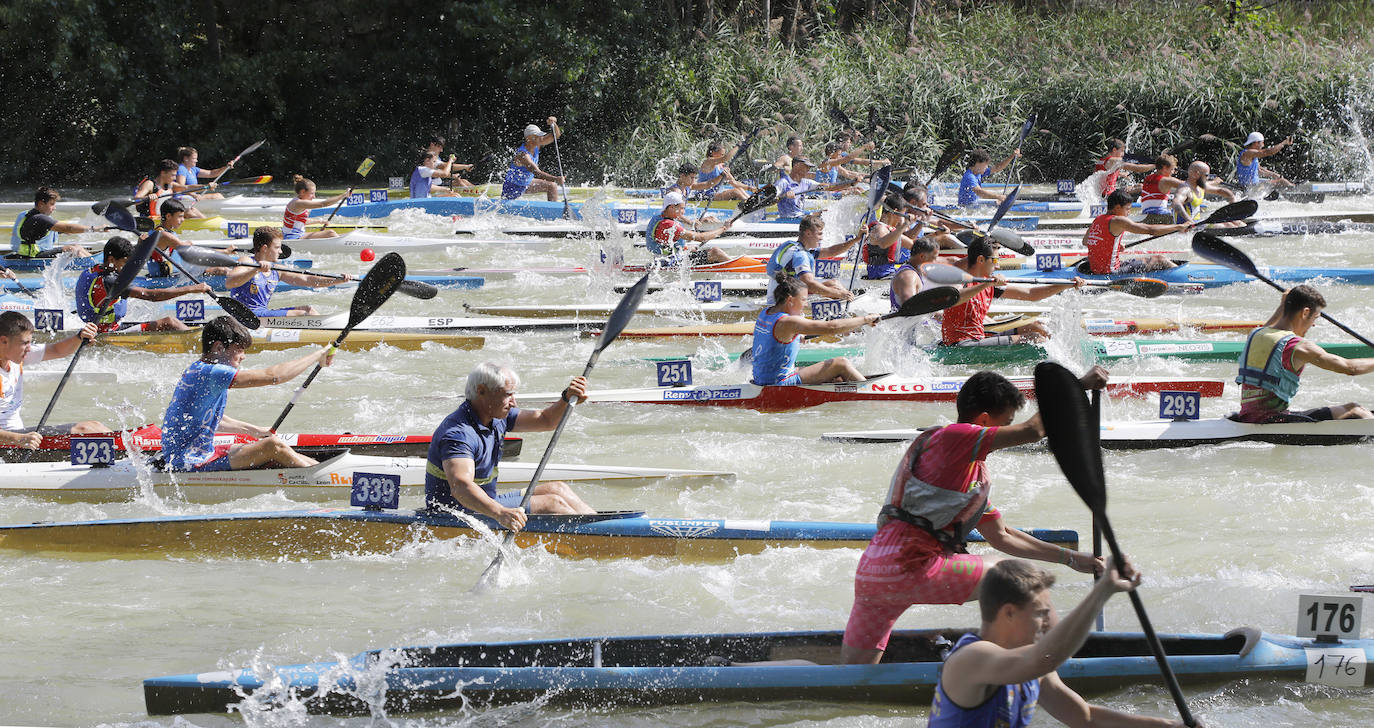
[424,362,593,531]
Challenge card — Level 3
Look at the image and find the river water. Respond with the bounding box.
[1,188,1373,726]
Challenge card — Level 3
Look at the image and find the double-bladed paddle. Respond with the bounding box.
[472,273,652,592]
[1034,361,1197,727]
[1003,114,1036,184]
[177,247,437,300]
[739,286,961,356]
[842,164,894,313]
[1192,231,1374,348]
[922,262,1168,298]
[1122,199,1258,250]
[206,140,266,187]
[101,206,260,329]
[267,252,406,433]
[721,184,779,227]
[923,140,964,189]
[319,157,375,230]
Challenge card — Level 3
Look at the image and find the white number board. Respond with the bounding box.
[1298,594,1363,639]
[70,436,116,466]
[350,471,400,510]
[656,359,693,387]
[1306,647,1367,687]
[1158,391,1200,420]
[693,281,722,302]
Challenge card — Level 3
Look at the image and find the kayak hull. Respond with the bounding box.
[1099,417,1374,449]
[1004,262,1374,289]
[95,328,484,353]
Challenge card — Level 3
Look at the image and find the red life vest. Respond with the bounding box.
[1139,172,1170,211]
[1095,154,1121,194]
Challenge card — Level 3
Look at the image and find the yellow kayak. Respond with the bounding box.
[97,327,483,353]
[175,216,382,234]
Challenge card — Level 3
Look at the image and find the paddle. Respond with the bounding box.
[1192,231,1374,348]
[176,247,437,300]
[472,273,652,593]
[721,184,778,226]
[923,140,964,189]
[0,269,36,298]
[1003,114,1036,184]
[842,165,894,313]
[1034,361,1197,727]
[549,119,571,219]
[27,227,160,456]
[1122,199,1257,250]
[145,175,274,203]
[319,157,375,230]
[267,252,406,433]
[741,286,961,357]
[206,139,266,187]
[922,263,1168,298]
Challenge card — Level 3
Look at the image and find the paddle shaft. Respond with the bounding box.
[1242,269,1374,348]
[551,122,571,218]
[155,248,244,312]
[320,159,374,230]
[269,336,343,433]
[1091,389,1105,632]
[1123,200,1257,250]
[30,338,91,437]
[146,176,271,202]
[207,140,265,186]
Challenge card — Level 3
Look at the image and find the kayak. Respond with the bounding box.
[307,195,638,221]
[1004,261,1374,289]
[93,327,484,353]
[1,272,485,294]
[0,450,735,503]
[1099,417,1374,449]
[519,375,1224,412]
[0,505,1080,559]
[467,300,1048,324]
[142,626,1370,714]
[0,253,97,272]
[175,215,379,234]
[270,230,555,254]
[3,425,520,462]
[255,313,601,332]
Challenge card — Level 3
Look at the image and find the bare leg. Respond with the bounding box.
[148,316,192,332]
[1332,403,1373,420]
[797,356,865,384]
[225,437,318,469]
[528,481,595,514]
[70,420,110,434]
[705,247,733,263]
[1144,255,1177,271]
[304,229,340,239]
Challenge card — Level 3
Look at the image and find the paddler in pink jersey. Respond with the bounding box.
[282,175,346,240]
[1081,190,1188,275]
[840,367,1109,665]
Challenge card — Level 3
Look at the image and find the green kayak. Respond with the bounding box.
[647,339,1374,368]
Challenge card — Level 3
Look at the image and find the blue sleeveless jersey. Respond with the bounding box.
[409,166,432,199]
[750,308,801,385]
[229,266,279,315]
[928,633,1040,728]
[502,145,539,198]
[1236,149,1260,186]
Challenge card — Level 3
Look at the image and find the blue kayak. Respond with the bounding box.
[0,255,96,272]
[308,196,643,222]
[1003,261,1374,289]
[143,626,1370,714]
[0,273,482,294]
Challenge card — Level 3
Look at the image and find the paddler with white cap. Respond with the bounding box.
[500,117,565,201]
[645,191,733,265]
[1235,131,1294,189]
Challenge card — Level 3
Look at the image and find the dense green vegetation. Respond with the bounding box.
[2,0,1372,187]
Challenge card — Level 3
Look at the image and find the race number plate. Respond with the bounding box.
[1298,594,1363,640]
[70,436,116,466]
[656,359,693,387]
[1158,391,1200,420]
[815,259,841,279]
[811,300,843,320]
[1056,179,1075,196]
[350,472,400,510]
[369,189,389,203]
[616,209,639,224]
[388,176,405,190]
[1306,647,1367,687]
[1036,253,1061,272]
[346,192,365,206]
[176,299,206,323]
[693,281,723,302]
[226,222,249,239]
[34,309,63,331]
[1090,204,1107,217]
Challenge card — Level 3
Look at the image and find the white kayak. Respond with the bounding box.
[465,300,1050,323]
[255,313,601,332]
[22,370,118,385]
[0,450,736,502]
[204,231,555,254]
[1097,417,1374,449]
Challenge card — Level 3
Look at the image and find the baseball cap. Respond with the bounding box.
[1245,132,1265,146]
[662,192,686,210]
[524,124,544,137]
[792,156,815,168]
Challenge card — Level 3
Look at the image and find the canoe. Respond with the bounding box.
[0,450,735,503]
[142,626,1370,714]
[2,424,520,462]
[1,272,485,294]
[1098,417,1374,449]
[519,375,1224,412]
[0,504,1080,559]
[255,313,601,332]
[95,327,484,353]
[1003,261,1374,289]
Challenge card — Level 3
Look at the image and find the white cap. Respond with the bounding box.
[662,192,686,210]
[1245,132,1265,146]
[524,124,544,137]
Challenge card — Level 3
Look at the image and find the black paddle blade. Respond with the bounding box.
[887,285,960,319]
[1016,113,1037,147]
[920,263,967,286]
[397,280,439,300]
[347,252,406,330]
[955,229,983,247]
[1190,231,1259,277]
[596,274,650,351]
[1203,199,1258,225]
[101,204,138,232]
[828,106,853,130]
[110,231,160,301]
[989,228,1033,256]
[134,216,156,233]
[988,185,1020,229]
[279,243,292,260]
[178,246,241,268]
[927,140,964,183]
[1034,361,1107,514]
[738,185,778,217]
[219,297,262,330]
[1114,278,1168,299]
[866,165,893,212]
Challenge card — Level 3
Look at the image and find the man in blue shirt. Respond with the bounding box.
[957,148,1019,206]
[425,362,594,531]
[160,315,334,472]
[776,157,854,218]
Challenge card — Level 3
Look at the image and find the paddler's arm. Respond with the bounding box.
[49,220,108,235]
[224,260,265,289]
[998,278,1085,301]
[40,322,98,360]
[816,233,863,259]
[123,282,212,302]
[1039,672,1190,728]
[214,415,269,438]
[682,223,731,243]
[514,376,589,431]
[231,346,334,388]
[291,193,347,211]
[980,515,1103,575]
[988,366,1107,450]
[280,270,354,288]
[1108,217,1190,237]
[0,428,42,449]
[1204,181,1239,202]
[442,457,526,531]
[775,313,878,340]
[798,271,855,302]
[1291,340,1374,376]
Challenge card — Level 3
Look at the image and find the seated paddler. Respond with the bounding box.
[751,273,880,386]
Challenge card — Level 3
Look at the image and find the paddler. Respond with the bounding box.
[840,368,1109,665]
[861,194,919,280]
[175,146,232,201]
[282,175,346,240]
[422,136,475,188]
[695,142,755,201]
[927,559,1185,728]
[646,192,733,266]
[1233,285,1374,422]
[225,227,354,317]
[1138,154,1187,223]
[75,237,210,332]
[889,238,985,313]
[0,311,108,449]
[751,273,880,385]
[1236,131,1294,189]
[409,151,461,199]
[9,186,98,259]
[158,315,335,472]
[142,198,222,278]
[765,213,861,304]
[942,238,1084,346]
[1092,138,1154,196]
[664,163,719,202]
[1175,161,1239,226]
[133,159,207,219]
[1081,190,1187,275]
[776,156,855,218]
[901,185,965,249]
[957,148,1019,206]
[772,136,803,172]
[500,118,565,201]
[425,362,595,528]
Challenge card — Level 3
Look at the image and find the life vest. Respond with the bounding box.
[750,307,801,386]
[134,177,170,217]
[765,241,816,304]
[1084,213,1122,274]
[1236,149,1260,186]
[646,216,685,256]
[878,426,991,553]
[75,263,129,330]
[11,209,58,257]
[1236,326,1303,403]
[928,633,1040,728]
[1095,153,1121,194]
[1139,172,1170,213]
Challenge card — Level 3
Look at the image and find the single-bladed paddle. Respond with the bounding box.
[1034,360,1196,727]
[922,262,1167,298]
[472,273,652,592]
[319,157,375,230]
[178,247,437,300]
[267,252,406,433]
[1192,231,1374,348]
[549,119,571,219]
[1122,200,1258,250]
